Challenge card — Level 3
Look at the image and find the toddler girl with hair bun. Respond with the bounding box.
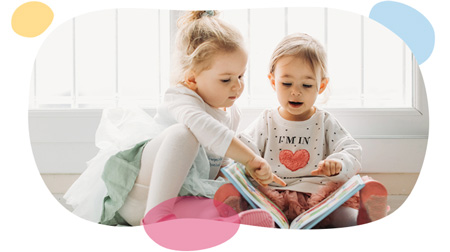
[215,33,389,228]
[64,10,284,227]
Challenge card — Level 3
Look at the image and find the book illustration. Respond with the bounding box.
[221,162,365,229]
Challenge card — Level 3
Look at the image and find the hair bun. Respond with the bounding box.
[177,10,219,27]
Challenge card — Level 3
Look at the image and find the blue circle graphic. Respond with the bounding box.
[369,1,434,64]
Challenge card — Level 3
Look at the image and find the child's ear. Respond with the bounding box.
[318,78,329,94]
[184,72,197,90]
[268,73,276,91]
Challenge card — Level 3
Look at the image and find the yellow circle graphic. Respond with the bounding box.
[11,1,54,37]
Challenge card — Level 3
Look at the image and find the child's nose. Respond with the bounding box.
[291,86,302,96]
[232,79,243,91]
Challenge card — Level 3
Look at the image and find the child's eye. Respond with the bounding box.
[303,84,313,88]
[221,79,231,83]
[282,83,292,86]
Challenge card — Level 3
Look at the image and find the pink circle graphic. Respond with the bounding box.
[142,196,241,251]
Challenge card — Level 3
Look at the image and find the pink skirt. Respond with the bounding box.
[258,180,360,224]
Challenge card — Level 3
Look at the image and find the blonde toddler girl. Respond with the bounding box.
[216,33,388,227]
[65,10,283,227]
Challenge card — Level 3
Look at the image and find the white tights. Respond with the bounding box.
[118,124,200,226]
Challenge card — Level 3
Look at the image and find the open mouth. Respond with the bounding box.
[289,101,303,107]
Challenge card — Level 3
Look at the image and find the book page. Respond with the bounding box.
[290,175,365,229]
[221,163,290,229]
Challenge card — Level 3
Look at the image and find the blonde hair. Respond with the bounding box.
[269,33,328,87]
[172,10,245,86]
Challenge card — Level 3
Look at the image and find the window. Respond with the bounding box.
[30,8,418,111]
[222,8,415,109]
[30,9,170,109]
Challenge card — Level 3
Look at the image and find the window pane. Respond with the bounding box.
[35,19,73,107]
[118,9,160,106]
[325,8,362,108]
[248,8,285,107]
[159,10,171,103]
[221,10,249,46]
[287,7,326,44]
[75,10,116,99]
[363,18,411,108]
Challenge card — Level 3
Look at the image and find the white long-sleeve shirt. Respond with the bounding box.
[238,107,361,193]
[64,85,240,223]
[154,84,240,178]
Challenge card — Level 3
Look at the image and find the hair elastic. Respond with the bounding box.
[202,10,215,17]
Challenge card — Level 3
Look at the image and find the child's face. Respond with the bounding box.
[269,56,328,121]
[186,48,247,108]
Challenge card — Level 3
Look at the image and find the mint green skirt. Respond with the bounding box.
[100,140,227,226]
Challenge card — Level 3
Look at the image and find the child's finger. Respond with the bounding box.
[247,170,268,187]
[310,168,321,175]
[311,161,324,175]
[253,172,286,187]
[253,177,268,187]
[336,163,342,174]
[317,160,325,169]
[272,173,287,186]
[332,163,341,175]
[323,161,331,176]
[255,168,270,178]
[329,162,336,175]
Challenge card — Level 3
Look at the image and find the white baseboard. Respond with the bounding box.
[32,138,427,174]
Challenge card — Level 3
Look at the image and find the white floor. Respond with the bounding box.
[53,193,408,217]
[53,193,74,211]
[47,172,416,218]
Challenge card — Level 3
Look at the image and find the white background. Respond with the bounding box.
[1,0,448,251]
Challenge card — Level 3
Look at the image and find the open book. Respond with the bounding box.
[220,162,365,229]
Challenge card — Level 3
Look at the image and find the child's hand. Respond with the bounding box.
[245,156,286,187]
[311,160,342,176]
